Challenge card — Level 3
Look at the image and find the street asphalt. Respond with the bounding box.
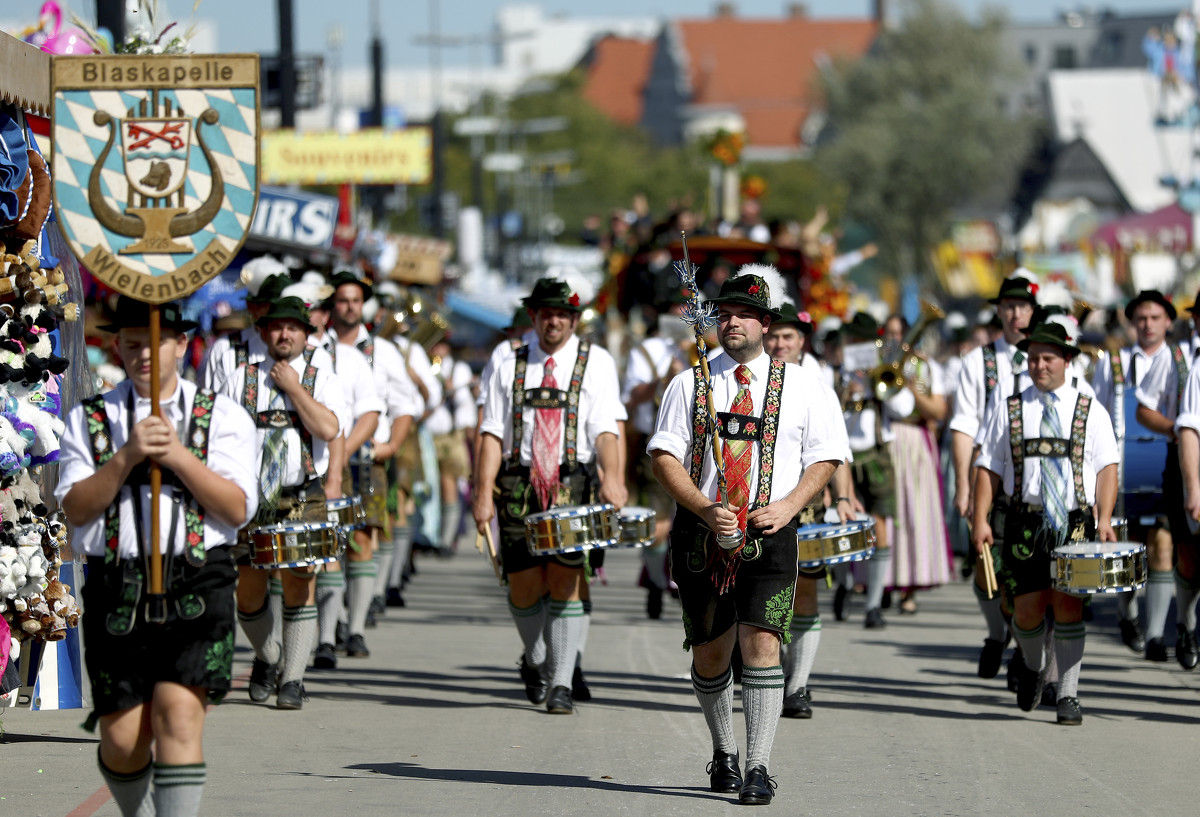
[6,546,1200,817]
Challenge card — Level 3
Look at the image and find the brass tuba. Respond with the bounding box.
[867,300,945,401]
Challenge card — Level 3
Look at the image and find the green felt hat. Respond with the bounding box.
[707,272,782,320]
[329,270,374,302]
[522,277,584,312]
[1016,321,1080,358]
[1124,289,1177,321]
[841,311,881,341]
[774,302,813,334]
[989,276,1038,305]
[510,305,533,330]
[255,296,316,334]
[245,273,291,305]
[97,297,198,333]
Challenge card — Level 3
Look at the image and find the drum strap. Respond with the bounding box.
[1008,392,1090,508]
[243,346,318,480]
[983,343,998,406]
[509,340,591,470]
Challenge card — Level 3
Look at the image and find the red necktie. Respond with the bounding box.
[721,364,753,533]
[531,357,561,511]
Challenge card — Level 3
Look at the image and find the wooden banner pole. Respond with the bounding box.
[146,304,167,622]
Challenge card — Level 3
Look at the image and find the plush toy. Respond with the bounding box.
[0,314,25,384]
[8,470,46,522]
[19,304,68,378]
[0,414,31,477]
[8,382,64,465]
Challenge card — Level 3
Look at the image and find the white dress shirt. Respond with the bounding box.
[1091,344,1169,418]
[975,383,1119,508]
[1135,343,1192,424]
[393,334,444,414]
[836,366,916,452]
[648,350,847,505]
[55,379,259,557]
[623,336,687,437]
[478,330,537,408]
[950,337,1027,440]
[425,356,476,435]
[335,326,421,445]
[200,328,333,395]
[480,333,621,466]
[1175,362,1200,433]
[310,333,385,434]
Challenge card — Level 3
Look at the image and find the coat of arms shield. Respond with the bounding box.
[51,55,260,302]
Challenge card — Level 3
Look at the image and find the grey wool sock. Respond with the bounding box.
[1012,620,1047,673]
[97,752,154,817]
[1042,617,1059,684]
[974,582,1009,642]
[1054,621,1086,698]
[576,599,592,668]
[643,543,669,589]
[316,569,345,646]
[691,663,738,755]
[152,762,206,817]
[280,604,318,685]
[373,539,394,600]
[545,599,585,691]
[508,596,547,668]
[785,615,821,696]
[346,560,377,637]
[1145,569,1175,641]
[865,546,891,611]
[237,602,280,665]
[742,664,785,772]
[1116,589,1139,624]
[268,575,284,658]
[833,563,853,590]
[440,501,463,549]
[1174,569,1200,631]
[389,525,413,588]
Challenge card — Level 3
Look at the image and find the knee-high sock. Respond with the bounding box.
[742,664,785,771]
[1054,621,1086,698]
[1042,617,1058,684]
[316,570,345,647]
[280,604,318,685]
[440,501,462,550]
[691,664,737,755]
[643,543,669,589]
[508,597,547,667]
[865,546,891,611]
[1175,568,1200,631]
[373,538,395,600]
[1012,620,1047,673]
[389,525,413,588]
[347,561,377,637]
[97,751,154,817]
[152,762,206,817]
[237,602,280,665]
[784,615,821,696]
[832,562,853,590]
[1145,569,1175,641]
[575,599,592,668]
[268,575,283,657]
[974,582,1008,642]
[545,599,585,691]
[1116,589,1139,624]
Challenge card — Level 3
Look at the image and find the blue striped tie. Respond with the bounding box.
[1040,392,1068,533]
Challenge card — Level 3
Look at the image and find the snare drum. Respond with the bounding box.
[326,496,366,531]
[249,522,343,569]
[617,506,656,549]
[1052,542,1147,595]
[796,517,877,568]
[525,504,620,556]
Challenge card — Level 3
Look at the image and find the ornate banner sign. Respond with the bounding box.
[51,54,260,303]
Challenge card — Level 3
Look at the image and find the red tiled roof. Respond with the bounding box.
[677,18,878,147]
[582,36,656,126]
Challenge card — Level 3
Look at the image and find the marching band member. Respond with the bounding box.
[1132,290,1195,666]
[949,275,1037,678]
[327,272,418,656]
[474,277,626,715]
[427,337,476,552]
[221,297,345,709]
[199,256,295,393]
[1090,290,1178,654]
[59,299,257,816]
[765,300,854,720]
[1172,298,1200,669]
[972,322,1118,725]
[650,270,843,804]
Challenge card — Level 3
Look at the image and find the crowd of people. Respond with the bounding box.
[61,250,1200,812]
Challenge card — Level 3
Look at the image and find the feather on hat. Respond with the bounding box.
[239,256,289,296]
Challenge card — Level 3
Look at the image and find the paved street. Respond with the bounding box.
[7,547,1200,817]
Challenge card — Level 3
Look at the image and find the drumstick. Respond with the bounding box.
[483,524,503,585]
[981,544,998,599]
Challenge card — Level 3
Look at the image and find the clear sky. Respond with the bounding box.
[9,0,1187,69]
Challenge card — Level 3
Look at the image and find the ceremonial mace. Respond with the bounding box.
[673,232,741,550]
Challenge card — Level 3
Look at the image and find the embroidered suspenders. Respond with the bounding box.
[243,346,319,480]
[983,343,999,405]
[1006,392,1090,508]
[233,339,248,371]
[357,338,375,367]
[1172,343,1188,406]
[509,340,592,468]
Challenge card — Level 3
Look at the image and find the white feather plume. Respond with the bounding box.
[735,264,788,309]
[1037,279,1074,312]
[1046,313,1080,343]
[976,308,996,326]
[238,256,288,295]
[362,297,380,325]
[544,265,596,306]
[1010,266,1039,284]
[281,282,333,309]
[300,270,327,286]
[944,311,968,330]
[374,280,402,303]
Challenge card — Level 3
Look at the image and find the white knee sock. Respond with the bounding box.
[784,615,821,695]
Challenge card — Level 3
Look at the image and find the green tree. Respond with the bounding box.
[817,0,1033,280]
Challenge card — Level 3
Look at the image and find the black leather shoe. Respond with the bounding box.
[1145,637,1169,662]
[781,688,812,719]
[1006,647,1025,693]
[706,751,741,793]
[1119,619,1145,653]
[369,595,386,616]
[646,586,664,620]
[978,637,1006,679]
[833,585,848,621]
[365,608,378,629]
[864,608,886,629]
[385,587,407,608]
[1056,696,1082,725]
[313,642,337,670]
[571,665,592,701]
[519,654,547,704]
[335,621,349,652]
[739,765,777,805]
[248,658,278,703]
[276,680,308,710]
[1041,682,1057,708]
[1016,664,1045,712]
[545,685,574,714]
[1177,624,1199,670]
[346,633,370,658]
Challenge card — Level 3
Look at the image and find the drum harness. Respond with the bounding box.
[82,387,215,633]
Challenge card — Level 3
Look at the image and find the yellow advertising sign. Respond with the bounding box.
[261,128,431,184]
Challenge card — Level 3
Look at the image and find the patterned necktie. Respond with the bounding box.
[1012,350,1025,368]
[530,357,561,512]
[721,365,754,534]
[1040,391,1069,533]
[257,386,289,524]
